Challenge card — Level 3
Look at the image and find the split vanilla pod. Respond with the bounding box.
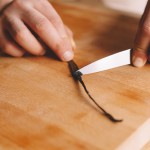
[68,60,123,123]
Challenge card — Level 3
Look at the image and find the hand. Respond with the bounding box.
[133,0,150,67]
[0,0,74,61]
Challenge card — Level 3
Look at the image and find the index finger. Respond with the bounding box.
[22,7,74,61]
[35,1,67,38]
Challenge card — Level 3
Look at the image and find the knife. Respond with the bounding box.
[76,49,131,75]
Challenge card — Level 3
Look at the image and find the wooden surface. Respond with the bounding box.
[53,0,147,15]
[1,2,150,150]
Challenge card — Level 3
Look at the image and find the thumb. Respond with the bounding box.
[132,1,150,68]
[132,27,149,67]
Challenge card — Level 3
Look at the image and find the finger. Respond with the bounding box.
[0,28,24,57]
[35,0,67,38]
[132,18,150,67]
[65,25,73,37]
[22,7,74,61]
[36,1,76,51]
[140,0,150,25]
[132,28,149,67]
[3,40,24,57]
[65,25,76,50]
[3,15,45,55]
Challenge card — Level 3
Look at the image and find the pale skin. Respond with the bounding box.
[0,0,75,61]
[0,0,149,66]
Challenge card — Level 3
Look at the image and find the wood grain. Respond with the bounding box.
[0,2,150,150]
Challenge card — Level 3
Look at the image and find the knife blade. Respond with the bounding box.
[77,49,131,75]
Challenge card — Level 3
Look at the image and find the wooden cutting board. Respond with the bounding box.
[0,2,150,150]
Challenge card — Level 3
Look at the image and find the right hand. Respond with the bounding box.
[0,0,75,61]
[132,0,150,67]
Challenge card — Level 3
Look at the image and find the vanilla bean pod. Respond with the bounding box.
[68,60,123,123]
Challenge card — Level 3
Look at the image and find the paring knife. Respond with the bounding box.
[76,49,131,75]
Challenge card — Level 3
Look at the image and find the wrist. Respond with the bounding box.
[0,0,13,11]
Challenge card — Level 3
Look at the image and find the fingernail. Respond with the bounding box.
[133,57,144,68]
[62,50,74,61]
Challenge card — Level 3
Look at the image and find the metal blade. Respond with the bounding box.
[77,49,131,75]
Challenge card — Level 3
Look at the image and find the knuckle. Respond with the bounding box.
[50,15,62,26]
[13,0,25,8]
[134,44,146,54]
[12,0,30,11]
[53,39,65,53]
[14,30,26,41]
[135,47,144,53]
[2,10,12,23]
[37,0,44,4]
[0,2,12,16]
[2,14,23,37]
[35,17,49,32]
[3,14,15,28]
[141,24,150,35]
[5,16,25,40]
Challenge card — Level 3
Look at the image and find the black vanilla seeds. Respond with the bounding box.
[68,60,123,123]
